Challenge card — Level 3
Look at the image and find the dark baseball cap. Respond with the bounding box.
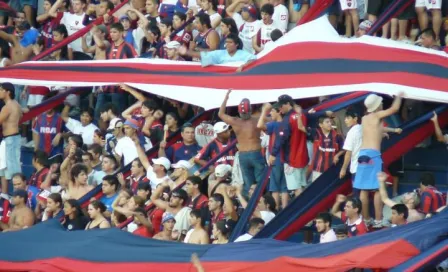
[13,189,28,200]
[278,94,294,105]
[0,82,15,93]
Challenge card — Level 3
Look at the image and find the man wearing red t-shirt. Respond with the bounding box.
[132,207,154,238]
[331,194,368,237]
[271,95,308,196]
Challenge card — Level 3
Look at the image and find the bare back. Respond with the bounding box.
[1,100,21,136]
[231,117,261,152]
[360,113,383,151]
[187,228,209,244]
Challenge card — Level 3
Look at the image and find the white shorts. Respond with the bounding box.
[340,0,358,10]
[284,164,307,190]
[415,0,441,9]
[27,94,44,107]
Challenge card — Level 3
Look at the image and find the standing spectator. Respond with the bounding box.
[159,123,201,163]
[310,116,344,182]
[331,195,368,237]
[340,0,359,37]
[114,119,140,166]
[354,93,402,228]
[61,105,98,146]
[66,163,94,200]
[339,111,362,186]
[144,0,161,23]
[185,176,208,210]
[207,193,225,236]
[82,152,100,186]
[87,144,103,171]
[100,175,119,213]
[218,91,267,196]
[126,158,149,193]
[131,207,154,238]
[226,2,261,54]
[219,18,238,49]
[37,0,64,49]
[419,172,446,214]
[0,189,35,231]
[191,13,220,61]
[316,212,337,243]
[268,0,288,33]
[172,12,192,46]
[272,95,308,197]
[0,83,22,196]
[29,151,50,189]
[184,209,210,244]
[415,0,442,41]
[258,103,288,209]
[99,103,121,140]
[252,4,281,54]
[12,173,39,211]
[234,217,265,242]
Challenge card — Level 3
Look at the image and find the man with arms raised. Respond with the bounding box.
[353,93,403,228]
[218,89,267,196]
[0,83,22,197]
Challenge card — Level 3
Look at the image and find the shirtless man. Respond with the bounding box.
[0,23,39,64]
[0,83,22,196]
[218,89,267,195]
[184,209,209,244]
[66,163,94,200]
[0,189,34,231]
[353,93,403,228]
[153,212,176,241]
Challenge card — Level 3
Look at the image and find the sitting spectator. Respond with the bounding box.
[212,219,233,244]
[62,199,89,231]
[40,193,65,221]
[86,200,111,229]
[390,204,409,227]
[61,105,98,145]
[153,212,176,241]
[331,195,368,237]
[419,172,446,214]
[131,207,154,238]
[100,175,120,214]
[184,209,209,244]
[0,189,35,232]
[253,194,277,224]
[12,173,39,211]
[316,212,337,243]
[234,217,265,242]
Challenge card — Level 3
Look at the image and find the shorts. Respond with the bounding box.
[269,161,288,193]
[415,0,442,9]
[328,0,342,15]
[353,149,382,190]
[397,2,416,19]
[311,171,322,182]
[340,0,358,10]
[367,0,392,16]
[27,94,44,107]
[0,134,21,180]
[284,164,307,190]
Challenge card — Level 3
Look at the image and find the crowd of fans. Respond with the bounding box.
[0,0,446,268]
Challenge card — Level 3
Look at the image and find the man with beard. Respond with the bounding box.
[218,89,267,196]
[316,212,337,243]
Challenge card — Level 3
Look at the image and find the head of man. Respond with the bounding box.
[133,207,148,226]
[260,4,274,25]
[102,155,118,173]
[185,176,202,197]
[12,189,28,206]
[419,172,435,191]
[247,217,265,236]
[102,175,119,196]
[71,163,88,186]
[180,123,195,144]
[131,158,145,177]
[195,13,212,33]
[318,116,332,133]
[420,28,436,48]
[151,157,171,176]
[343,196,362,219]
[165,41,181,59]
[277,94,294,114]
[241,4,257,21]
[123,119,140,138]
[169,188,188,208]
[225,33,242,54]
[391,203,408,225]
[356,20,372,37]
[136,182,151,201]
[79,107,94,127]
[158,17,173,37]
[213,122,230,141]
[100,103,119,122]
[109,23,124,43]
[344,110,359,128]
[120,15,131,30]
[334,226,348,240]
[401,191,420,209]
[145,0,159,15]
[72,0,87,14]
[162,212,176,231]
[141,100,159,118]
[98,0,114,16]
[214,164,232,182]
[208,193,224,213]
[315,212,332,234]
[189,209,203,227]
[32,150,49,169]
[238,98,252,120]
[12,173,27,191]
[82,152,93,169]
[0,82,15,100]
[173,11,186,30]
[364,94,383,113]
[88,143,102,162]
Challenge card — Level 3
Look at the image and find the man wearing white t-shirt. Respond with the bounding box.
[316,212,337,243]
[268,0,288,33]
[226,1,261,54]
[114,119,140,166]
[61,105,98,145]
[252,4,281,54]
[340,111,362,183]
[58,0,92,53]
[253,194,276,224]
[234,217,265,242]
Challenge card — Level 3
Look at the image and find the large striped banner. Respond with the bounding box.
[0,17,446,109]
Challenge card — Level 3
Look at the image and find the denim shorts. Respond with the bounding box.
[0,134,21,180]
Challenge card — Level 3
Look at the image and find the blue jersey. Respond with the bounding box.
[33,113,65,157]
[100,193,118,212]
[166,142,201,163]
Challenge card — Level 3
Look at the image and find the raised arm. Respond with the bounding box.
[150,181,170,210]
[430,112,447,143]
[331,194,346,219]
[119,84,148,102]
[257,103,272,131]
[122,101,143,121]
[48,0,64,17]
[377,172,397,208]
[376,92,403,119]
[218,89,238,126]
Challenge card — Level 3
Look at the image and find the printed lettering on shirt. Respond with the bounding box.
[196,127,214,136]
[40,127,57,134]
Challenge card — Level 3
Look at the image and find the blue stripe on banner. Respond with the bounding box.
[77,184,102,205]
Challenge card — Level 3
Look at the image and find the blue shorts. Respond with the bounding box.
[0,134,21,180]
[353,149,382,190]
[269,161,287,193]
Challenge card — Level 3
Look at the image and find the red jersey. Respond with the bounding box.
[41,12,64,48]
[341,212,368,237]
[29,168,50,189]
[188,194,209,210]
[133,225,154,238]
[0,197,11,224]
[272,110,308,168]
[420,186,446,214]
[104,41,137,93]
[129,175,149,194]
[149,208,164,234]
[195,138,236,166]
[29,86,50,96]
[312,128,343,172]
[172,30,192,46]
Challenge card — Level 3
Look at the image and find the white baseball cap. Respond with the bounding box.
[108,117,123,131]
[172,160,193,170]
[152,157,171,170]
[165,41,181,49]
[213,122,229,134]
[364,94,383,113]
[215,164,232,178]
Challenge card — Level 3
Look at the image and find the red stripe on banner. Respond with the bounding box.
[313,92,368,111]
[403,244,448,272]
[383,109,448,166]
[3,70,446,92]
[0,240,419,272]
[253,43,448,69]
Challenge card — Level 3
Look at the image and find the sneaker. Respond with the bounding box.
[372,220,383,229]
[364,218,373,227]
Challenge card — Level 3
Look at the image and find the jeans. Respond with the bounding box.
[239,150,267,196]
[94,92,127,119]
